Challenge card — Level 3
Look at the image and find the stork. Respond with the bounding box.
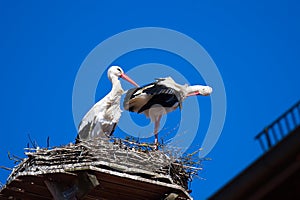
[123,77,212,149]
[76,66,139,142]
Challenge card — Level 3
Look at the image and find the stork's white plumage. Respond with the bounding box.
[76,66,139,142]
[123,77,212,149]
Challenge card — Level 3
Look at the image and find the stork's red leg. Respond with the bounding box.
[154,114,162,150]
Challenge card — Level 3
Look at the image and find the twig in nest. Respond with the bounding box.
[7,152,23,164]
[0,166,12,171]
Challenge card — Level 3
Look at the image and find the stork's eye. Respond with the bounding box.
[117,68,122,72]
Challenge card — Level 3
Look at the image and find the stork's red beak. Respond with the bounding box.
[186,91,201,96]
[120,73,139,87]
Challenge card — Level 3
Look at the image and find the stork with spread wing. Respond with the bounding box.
[123,77,212,149]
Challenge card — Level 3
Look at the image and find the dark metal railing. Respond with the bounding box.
[255,100,300,152]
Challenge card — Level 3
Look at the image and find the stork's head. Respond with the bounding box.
[107,66,139,87]
[187,85,213,96]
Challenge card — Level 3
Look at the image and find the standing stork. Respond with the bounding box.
[76,66,139,143]
[123,77,212,149]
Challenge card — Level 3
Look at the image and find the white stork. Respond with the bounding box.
[76,66,139,142]
[123,77,212,149]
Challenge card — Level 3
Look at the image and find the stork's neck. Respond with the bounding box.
[186,85,199,94]
[109,76,124,98]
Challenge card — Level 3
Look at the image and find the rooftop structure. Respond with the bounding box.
[209,100,300,200]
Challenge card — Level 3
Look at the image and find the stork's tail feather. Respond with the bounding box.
[127,97,150,113]
[123,88,139,110]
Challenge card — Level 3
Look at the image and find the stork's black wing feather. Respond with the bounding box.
[143,84,176,96]
[138,93,179,113]
[123,78,185,114]
[132,80,178,96]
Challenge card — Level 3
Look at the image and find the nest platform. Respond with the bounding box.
[0,138,200,200]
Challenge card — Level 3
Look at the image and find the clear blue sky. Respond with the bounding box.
[0,1,299,199]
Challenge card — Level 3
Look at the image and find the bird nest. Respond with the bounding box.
[5,137,203,191]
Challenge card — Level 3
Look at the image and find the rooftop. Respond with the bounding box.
[209,100,300,200]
